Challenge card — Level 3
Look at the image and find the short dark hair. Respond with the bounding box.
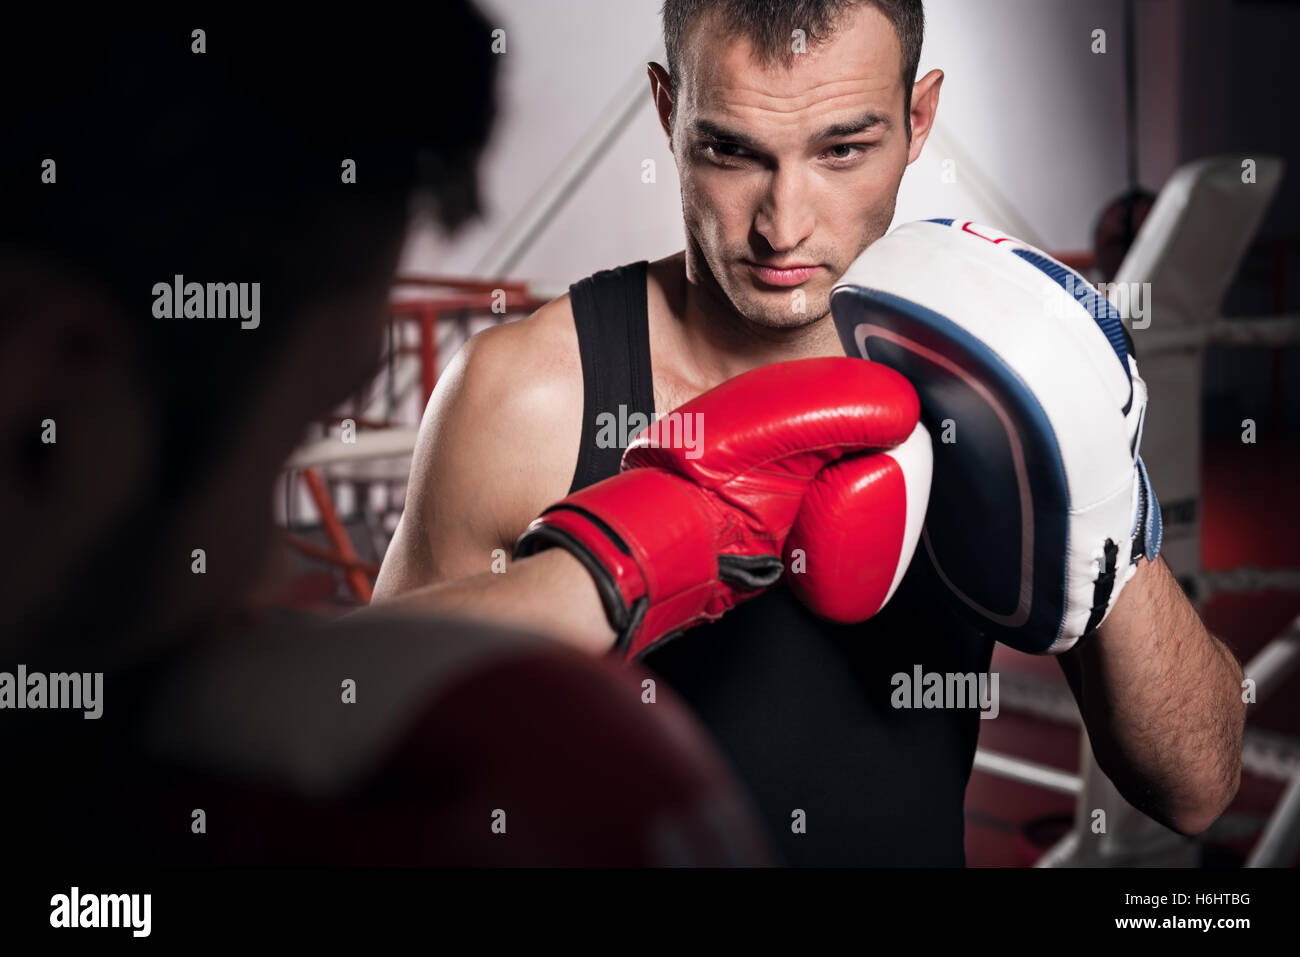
[661,0,925,135]
[1,9,499,492]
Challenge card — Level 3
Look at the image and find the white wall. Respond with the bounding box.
[897,0,1131,248]
[400,0,1148,290]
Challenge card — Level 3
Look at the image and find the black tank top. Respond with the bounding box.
[568,262,994,866]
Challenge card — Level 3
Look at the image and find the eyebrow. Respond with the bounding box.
[815,112,891,139]
[688,111,891,150]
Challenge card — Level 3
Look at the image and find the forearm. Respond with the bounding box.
[1065,556,1246,834]
[369,549,617,657]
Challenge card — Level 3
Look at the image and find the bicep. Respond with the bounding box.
[373,322,581,599]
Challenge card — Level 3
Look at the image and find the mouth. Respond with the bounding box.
[744,261,822,288]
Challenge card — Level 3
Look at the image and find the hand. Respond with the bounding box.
[514,357,921,661]
[832,219,1162,654]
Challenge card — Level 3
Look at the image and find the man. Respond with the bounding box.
[374,0,1246,865]
[1,11,771,866]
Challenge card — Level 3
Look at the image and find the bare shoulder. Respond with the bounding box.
[445,295,583,474]
[456,293,583,412]
[407,295,585,557]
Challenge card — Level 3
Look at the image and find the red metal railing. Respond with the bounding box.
[280,277,547,604]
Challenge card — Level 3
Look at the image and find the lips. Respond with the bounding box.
[746,262,821,287]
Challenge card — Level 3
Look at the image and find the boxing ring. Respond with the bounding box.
[272,65,1300,867]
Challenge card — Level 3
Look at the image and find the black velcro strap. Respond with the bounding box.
[1083,539,1120,637]
[717,554,785,589]
[513,524,633,640]
[537,503,633,556]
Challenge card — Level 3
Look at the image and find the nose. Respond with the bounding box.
[753,166,816,253]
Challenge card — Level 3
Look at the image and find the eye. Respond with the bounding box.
[823,143,868,165]
[700,141,753,165]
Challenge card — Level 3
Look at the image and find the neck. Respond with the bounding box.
[658,243,843,389]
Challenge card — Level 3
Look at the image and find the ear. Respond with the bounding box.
[906,68,944,165]
[0,257,156,640]
[647,62,675,143]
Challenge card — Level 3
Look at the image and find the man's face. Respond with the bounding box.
[670,4,911,328]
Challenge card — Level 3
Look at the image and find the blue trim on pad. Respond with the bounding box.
[1011,249,1130,379]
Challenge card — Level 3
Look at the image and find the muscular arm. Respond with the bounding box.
[376,550,615,655]
[369,300,615,655]
[1058,556,1246,835]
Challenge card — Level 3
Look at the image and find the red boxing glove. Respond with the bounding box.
[783,423,932,623]
[514,357,921,661]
